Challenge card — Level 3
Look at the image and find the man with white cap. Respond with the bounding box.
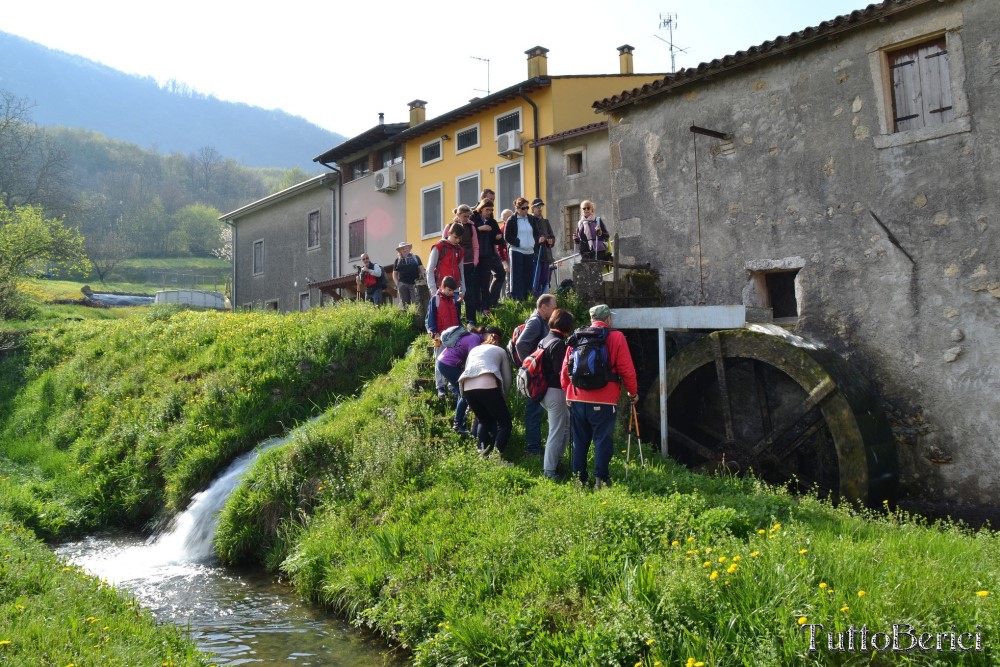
[560,304,638,488]
[392,241,424,309]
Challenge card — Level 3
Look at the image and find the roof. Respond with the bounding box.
[531,121,608,147]
[393,77,551,142]
[594,0,937,113]
[220,173,337,222]
[309,274,361,292]
[313,122,409,164]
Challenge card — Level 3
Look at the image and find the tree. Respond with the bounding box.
[0,204,91,319]
[0,90,71,215]
[169,203,223,256]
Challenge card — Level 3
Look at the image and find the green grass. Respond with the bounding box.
[0,512,211,666]
[218,337,998,666]
[0,301,418,539]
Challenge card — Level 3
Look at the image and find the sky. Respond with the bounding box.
[3,0,870,138]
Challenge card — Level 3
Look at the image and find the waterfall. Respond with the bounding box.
[152,434,288,562]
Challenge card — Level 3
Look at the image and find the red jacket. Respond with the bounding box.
[560,321,638,405]
[431,239,465,288]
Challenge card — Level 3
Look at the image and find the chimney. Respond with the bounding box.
[407,100,427,127]
[618,44,635,75]
[378,112,384,125]
[525,46,549,78]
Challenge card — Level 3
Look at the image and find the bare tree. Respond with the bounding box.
[0,90,70,213]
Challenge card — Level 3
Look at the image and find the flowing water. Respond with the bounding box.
[56,439,403,666]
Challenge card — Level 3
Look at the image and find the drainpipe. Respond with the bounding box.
[320,162,342,279]
[224,219,236,310]
[518,87,541,198]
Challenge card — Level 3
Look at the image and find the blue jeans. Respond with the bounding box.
[437,361,468,427]
[570,401,617,483]
[510,251,536,301]
[525,398,544,454]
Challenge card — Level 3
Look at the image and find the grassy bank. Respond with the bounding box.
[0,512,211,666]
[218,343,998,666]
[0,301,417,539]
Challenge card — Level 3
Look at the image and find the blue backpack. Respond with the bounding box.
[566,326,618,390]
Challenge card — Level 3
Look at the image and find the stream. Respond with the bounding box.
[55,438,403,666]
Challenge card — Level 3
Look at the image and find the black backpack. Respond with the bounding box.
[376,266,387,290]
[566,326,618,390]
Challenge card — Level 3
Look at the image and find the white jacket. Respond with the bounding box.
[458,344,511,396]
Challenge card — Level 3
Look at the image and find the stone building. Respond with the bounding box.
[595,0,999,507]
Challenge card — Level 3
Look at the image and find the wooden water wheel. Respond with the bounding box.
[664,325,897,505]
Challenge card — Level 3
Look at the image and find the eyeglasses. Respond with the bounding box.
[517,206,529,211]
[582,207,593,211]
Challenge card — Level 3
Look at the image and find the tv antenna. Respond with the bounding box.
[654,12,688,73]
[470,56,490,96]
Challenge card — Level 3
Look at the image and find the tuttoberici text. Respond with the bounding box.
[801,623,984,653]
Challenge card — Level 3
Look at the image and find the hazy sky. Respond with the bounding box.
[4,0,868,137]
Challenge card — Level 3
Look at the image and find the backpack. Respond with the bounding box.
[507,322,527,367]
[566,326,619,390]
[440,325,470,348]
[516,345,549,402]
[376,266,387,290]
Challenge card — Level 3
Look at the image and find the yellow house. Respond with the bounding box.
[395,45,665,261]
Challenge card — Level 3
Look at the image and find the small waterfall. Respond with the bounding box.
[152,435,287,562]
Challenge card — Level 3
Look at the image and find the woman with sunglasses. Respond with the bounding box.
[575,200,610,262]
[502,196,542,300]
[471,198,504,314]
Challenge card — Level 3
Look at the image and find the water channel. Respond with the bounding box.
[56,439,403,666]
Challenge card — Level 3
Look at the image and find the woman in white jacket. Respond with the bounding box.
[458,326,512,456]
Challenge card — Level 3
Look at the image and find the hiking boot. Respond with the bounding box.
[543,471,561,482]
[594,477,611,490]
[452,423,471,436]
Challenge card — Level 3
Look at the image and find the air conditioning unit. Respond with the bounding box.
[374,167,397,192]
[497,130,522,157]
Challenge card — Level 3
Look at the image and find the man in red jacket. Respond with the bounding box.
[560,304,638,488]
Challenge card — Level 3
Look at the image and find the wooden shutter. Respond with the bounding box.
[889,37,952,132]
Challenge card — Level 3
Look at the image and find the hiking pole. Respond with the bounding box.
[632,404,645,467]
[625,403,634,479]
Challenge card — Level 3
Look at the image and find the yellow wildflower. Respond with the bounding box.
[799,549,808,555]
[857,590,866,597]
[647,638,655,645]
[718,556,727,563]
[727,563,738,574]
[703,561,712,568]
[710,570,719,581]
[758,529,766,535]
[819,582,828,589]
[654,662,662,666]
[0,640,11,645]
[671,540,680,547]
[976,590,989,597]
[771,523,782,531]
[798,616,808,625]
[750,551,760,557]
[840,605,850,613]
[732,555,742,562]
[686,536,695,543]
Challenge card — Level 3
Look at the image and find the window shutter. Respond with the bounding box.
[889,37,951,133]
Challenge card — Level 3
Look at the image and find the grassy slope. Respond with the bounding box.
[218,342,998,667]
[0,301,417,538]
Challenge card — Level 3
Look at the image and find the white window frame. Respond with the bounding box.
[493,107,523,139]
[421,182,444,239]
[456,171,481,208]
[495,159,524,214]
[307,210,321,250]
[252,239,264,276]
[564,147,586,178]
[455,123,481,155]
[420,138,443,166]
[867,12,969,149]
[348,219,366,261]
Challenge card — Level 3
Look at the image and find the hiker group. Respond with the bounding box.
[359,189,612,322]
[430,294,638,488]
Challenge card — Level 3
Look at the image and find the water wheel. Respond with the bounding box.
[665,325,897,505]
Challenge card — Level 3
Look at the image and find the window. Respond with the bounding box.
[563,203,581,251]
[307,210,320,249]
[253,239,264,275]
[381,145,403,167]
[347,157,370,181]
[263,300,278,311]
[745,261,803,321]
[565,149,584,176]
[299,292,311,312]
[496,161,522,215]
[455,124,480,153]
[421,184,443,238]
[764,271,800,319]
[457,173,480,208]
[495,110,521,136]
[888,37,953,133]
[421,139,442,166]
[348,219,365,260]
[868,18,969,149]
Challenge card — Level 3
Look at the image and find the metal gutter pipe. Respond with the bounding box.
[320,162,343,278]
[518,88,541,198]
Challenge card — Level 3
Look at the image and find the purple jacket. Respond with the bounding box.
[438,332,483,368]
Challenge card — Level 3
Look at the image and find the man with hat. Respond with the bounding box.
[560,304,638,488]
[392,241,425,309]
[530,198,556,295]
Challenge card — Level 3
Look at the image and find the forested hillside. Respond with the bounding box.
[0,30,345,170]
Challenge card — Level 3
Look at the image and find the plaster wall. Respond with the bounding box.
[339,163,408,272]
[232,185,333,311]
[607,0,1000,504]
[543,132,613,261]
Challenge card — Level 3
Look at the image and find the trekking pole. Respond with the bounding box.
[625,404,634,479]
[632,404,645,467]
